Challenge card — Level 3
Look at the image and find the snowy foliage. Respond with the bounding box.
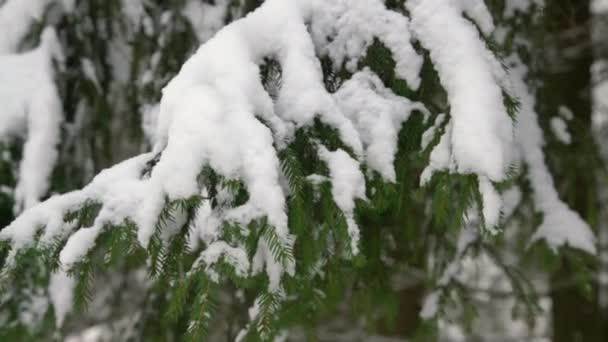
[0,0,601,340]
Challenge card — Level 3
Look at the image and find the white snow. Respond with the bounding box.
[3,2,586,318]
[478,176,502,232]
[48,270,75,327]
[59,225,105,267]
[458,0,495,36]
[0,27,63,212]
[0,3,599,341]
[502,186,522,219]
[408,0,514,183]
[334,68,428,181]
[509,57,596,254]
[0,0,53,53]
[304,0,422,89]
[0,153,154,266]
[420,291,440,319]
[318,147,366,255]
[252,238,292,290]
[409,0,514,230]
[194,241,250,281]
[550,117,572,144]
[420,121,453,185]
[1,0,423,290]
[421,114,446,151]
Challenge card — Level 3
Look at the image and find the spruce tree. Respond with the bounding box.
[0,0,604,341]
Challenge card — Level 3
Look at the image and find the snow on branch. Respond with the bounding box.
[509,58,596,254]
[409,0,514,230]
[0,27,63,212]
[334,68,429,182]
[0,1,594,337]
[411,0,513,182]
[0,0,429,292]
[305,0,423,89]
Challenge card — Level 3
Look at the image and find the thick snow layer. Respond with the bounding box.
[59,225,105,267]
[334,68,428,181]
[1,0,426,290]
[478,176,502,232]
[510,58,595,254]
[410,0,513,230]
[0,28,63,212]
[408,0,514,182]
[304,0,422,89]
[457,0,495,36]
[0,0,542,301]
[0,0,52,53]
[0,153,154,267]
[318,147,366,255]
[48,270,75,327]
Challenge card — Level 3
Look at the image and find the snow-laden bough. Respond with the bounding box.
[0,0,429,292]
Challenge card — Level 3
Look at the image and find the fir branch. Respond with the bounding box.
[184,274,217,342]
[253,290,283,340]
[260,222,294,267]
